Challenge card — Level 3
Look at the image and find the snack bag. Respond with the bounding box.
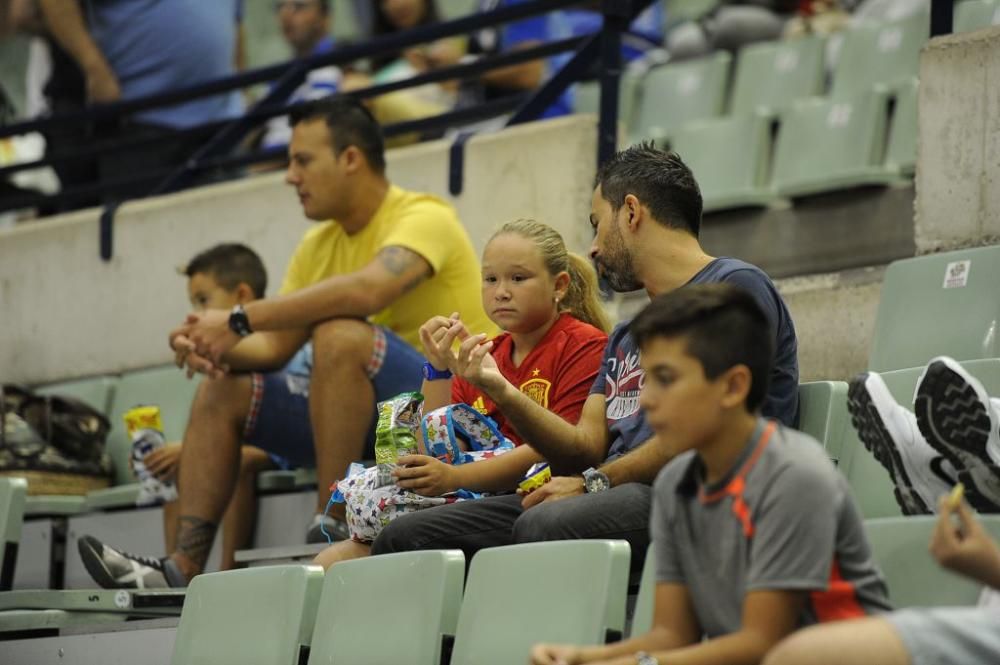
[124,405,178,506]
[373,392,423,487]
[333,401,513,542]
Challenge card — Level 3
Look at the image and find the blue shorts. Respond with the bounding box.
[241,327,425,469]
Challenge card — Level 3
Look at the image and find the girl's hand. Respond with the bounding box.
[529,644,583,665]
[418,312,469,372]
[454,332,506,394]
[394,454,459,497]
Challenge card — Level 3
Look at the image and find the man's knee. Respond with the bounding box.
[512,502,580,543]
[312,319,373,367]
[192,373,252,422]
[760,632,810,665]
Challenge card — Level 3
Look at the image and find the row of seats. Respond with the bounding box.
[576,3,999,210]
[4,517,987,660]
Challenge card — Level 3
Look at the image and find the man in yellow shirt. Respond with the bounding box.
[77,97,491,589]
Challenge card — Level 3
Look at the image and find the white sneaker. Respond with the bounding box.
[848,372,957,515]
[914,356,1000,512]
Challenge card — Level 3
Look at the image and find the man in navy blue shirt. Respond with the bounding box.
[373,143,799,570]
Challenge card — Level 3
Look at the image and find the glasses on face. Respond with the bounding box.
[274,0,317,13]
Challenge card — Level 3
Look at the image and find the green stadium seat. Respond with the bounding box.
[730,35,826,115]
[831,12,929,99]
[1,477,28,590]
[885,78,918,176]
[866,515,1000,607]
[838,360,1000,518]
[450,540,630,665]
[103,366,200,488]
[630,544,656,637]
[170,565,323,665]
[954,0,1000,32]
[772,90,897,197]
[797,381,850,463]
[23,495,88,517]
[35,376,117,417]
[573,71,643,135]
[629,52,730,146]
[869,246,1000,372]
[307,550,464,665]
[670,111,775,211]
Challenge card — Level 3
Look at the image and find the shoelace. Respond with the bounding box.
[115,547,163,570]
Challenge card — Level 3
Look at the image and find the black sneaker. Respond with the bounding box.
[914,357,1000,512]
[78,535,186,589]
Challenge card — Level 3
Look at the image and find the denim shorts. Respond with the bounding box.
[241,327,425,468]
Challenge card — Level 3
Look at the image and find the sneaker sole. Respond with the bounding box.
[77,536,137,590]
[847,376,931,515]
[915,360,1000,512]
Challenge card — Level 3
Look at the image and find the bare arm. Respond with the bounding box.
[491,387,608,473]
[531,583,701,665]
[481,41,545,90]
[599,436,673,487]
[245,246,431,331]
[420,377,453,414]
[638,589,807,665]
[222,328,311,372]
[38,0,120,102]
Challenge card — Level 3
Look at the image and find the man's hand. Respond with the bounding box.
[931,495,1000,588]
[169,326,227,379]
[418,313,468,373]
[393,454,459,497]
[141,441,182,483]
[520,475,584,510]
[83,59,121,103]
[530,644,584,665]
[186,310,240,365]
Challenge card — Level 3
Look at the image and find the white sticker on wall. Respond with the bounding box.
[943,260,971,289]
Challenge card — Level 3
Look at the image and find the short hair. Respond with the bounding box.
[629,283,773,412]
[183,243,267,299]
[594,142,704,237]
[288,96,386,173]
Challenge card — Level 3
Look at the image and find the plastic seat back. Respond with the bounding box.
[866,515,1000,607]
[308,550,465,665]
[451,540,631,665]
[730,35,826,115]
[170,565,323,665]
[869,246,1000,372]
[0,477,28,590]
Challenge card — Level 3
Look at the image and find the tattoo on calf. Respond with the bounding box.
[176,515,217,567]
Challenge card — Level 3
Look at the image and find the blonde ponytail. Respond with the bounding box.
[491,219,612,334]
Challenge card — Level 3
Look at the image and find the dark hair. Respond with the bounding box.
[594,142,704,237]
[370,0,441,71]
[288,96,386,173]
[629,283,773,412]
[184,244,267,299]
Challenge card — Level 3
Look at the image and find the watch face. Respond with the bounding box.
[586,472,609,493]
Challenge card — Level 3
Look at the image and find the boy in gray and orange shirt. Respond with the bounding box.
[532,283,891,665]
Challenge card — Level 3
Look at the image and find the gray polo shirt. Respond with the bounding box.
[651,419,891,637]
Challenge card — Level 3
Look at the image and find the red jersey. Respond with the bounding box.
[451,313,608,446]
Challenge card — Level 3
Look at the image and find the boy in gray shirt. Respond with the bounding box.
[531,283,890,665]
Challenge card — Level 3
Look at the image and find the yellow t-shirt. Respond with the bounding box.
[279,185,494,349]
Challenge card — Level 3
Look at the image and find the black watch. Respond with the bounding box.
[228,304,253,337]
[583,467,611,494]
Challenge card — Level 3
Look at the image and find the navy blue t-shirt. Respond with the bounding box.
[591,257,800,463]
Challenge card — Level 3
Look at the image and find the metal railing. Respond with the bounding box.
[0,0,656,260]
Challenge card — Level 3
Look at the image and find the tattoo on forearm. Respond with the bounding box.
[175,515,217,568]
[378,246,420,275]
